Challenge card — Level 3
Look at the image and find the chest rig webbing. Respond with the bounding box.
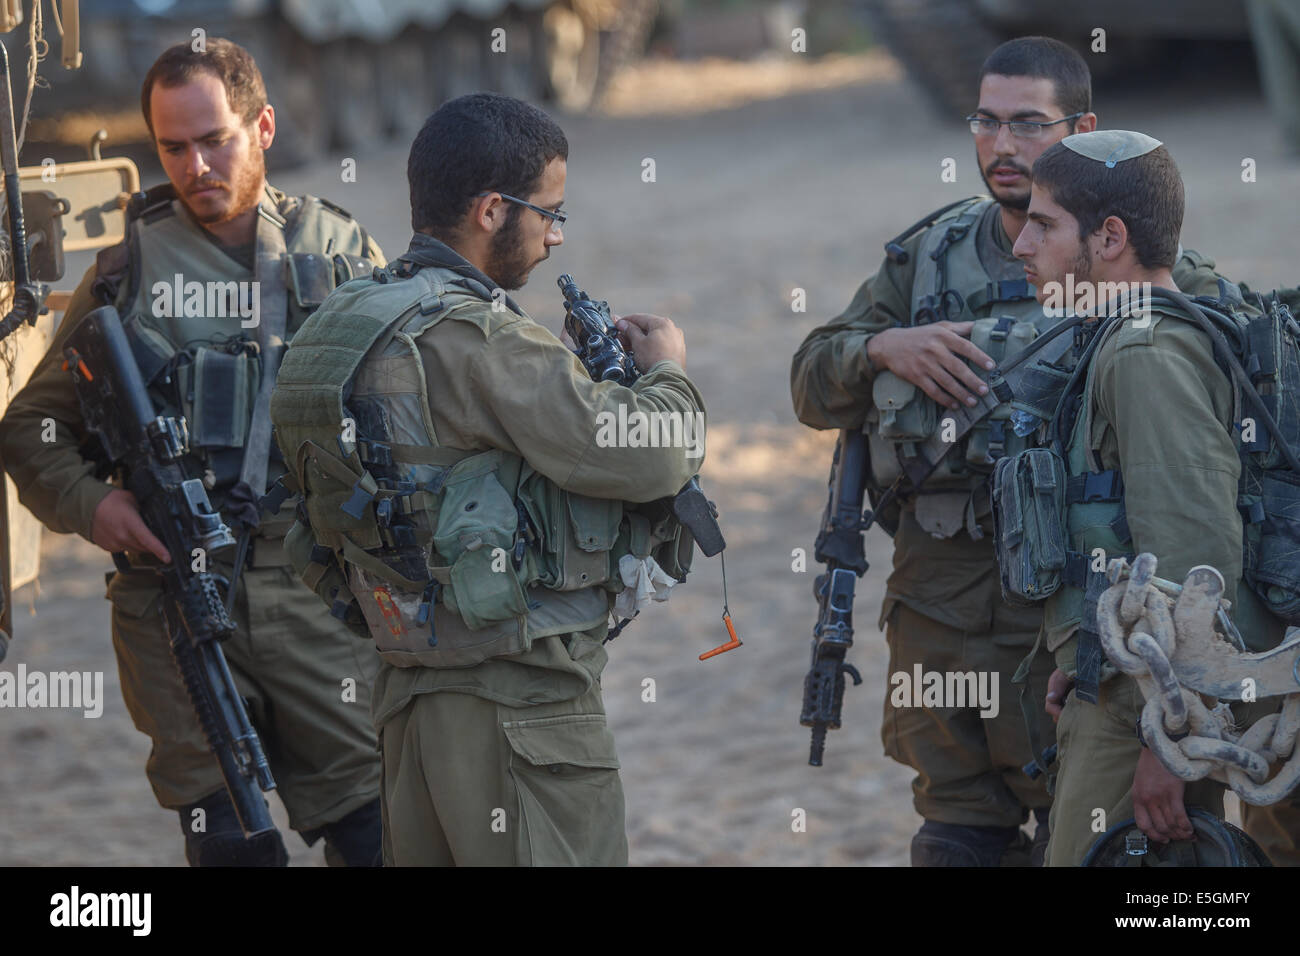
[865,197,1049,537]
[996,286,1298,701]
[271,255,618,668]
[95,184,374,536]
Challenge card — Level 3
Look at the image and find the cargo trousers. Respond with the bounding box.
[882,600,1055,828]
[109,557,382,833]
[378,664,627,866]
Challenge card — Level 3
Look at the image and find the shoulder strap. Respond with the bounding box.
[884,195,987,265]
[1152,288,1300,470]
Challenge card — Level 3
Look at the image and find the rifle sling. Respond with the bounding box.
[238,204,289,501]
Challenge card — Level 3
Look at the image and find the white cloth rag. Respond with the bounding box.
[613,554,677,618]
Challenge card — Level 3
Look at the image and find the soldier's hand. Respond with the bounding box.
[1132,746,1195,844]
[866,321,995,410]
[91,489,171,564]
[1044,668,1074,722]
[615,313,686,372]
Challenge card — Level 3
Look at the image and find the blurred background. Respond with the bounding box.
[1,0,1297,866]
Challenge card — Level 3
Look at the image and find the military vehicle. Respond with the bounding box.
[863,0,1253,115]
[1,0,141,654]
[28,0,658,164]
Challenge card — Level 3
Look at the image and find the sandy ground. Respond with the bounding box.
[1,52,1295,866]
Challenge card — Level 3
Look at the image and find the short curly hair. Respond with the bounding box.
[408,93,569,236]
[141,38,267,136]
[1032,141,1184,269]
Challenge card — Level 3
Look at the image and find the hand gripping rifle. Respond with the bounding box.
[558,274,740,657]
[558,273,726,557]
[62,305,276,837]
[800,311,1098,765]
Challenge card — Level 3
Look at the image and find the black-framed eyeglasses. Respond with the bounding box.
[965,112,1083,140]
[477,191,566,231]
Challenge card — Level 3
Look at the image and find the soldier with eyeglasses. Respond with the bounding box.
[790,36,1226,866]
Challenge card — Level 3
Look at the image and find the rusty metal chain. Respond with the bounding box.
[1097,553,1300,805]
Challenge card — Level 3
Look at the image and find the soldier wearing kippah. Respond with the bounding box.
[1010,130,1289,865]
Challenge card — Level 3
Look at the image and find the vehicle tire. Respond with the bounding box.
[862,0,1003,117]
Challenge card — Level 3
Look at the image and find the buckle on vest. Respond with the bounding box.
[1240,499,1266,524]
[1067,471,1124,504]
[358,439,393,467]
[987,420,1006,460]
[259,477,294,516]
[512,500,537,571]
[1062,551,1089,588]
[415,581,441,647]
[340,479,375,519]
[375,498,393,528]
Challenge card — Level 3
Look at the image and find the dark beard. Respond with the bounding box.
[484,207,532,290]
[978,158,1032,211]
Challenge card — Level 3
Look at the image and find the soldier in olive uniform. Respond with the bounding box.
[1011,130,1291,865]
[0,41,383,865]
[790,37,1229,866]
[269,93,705,866]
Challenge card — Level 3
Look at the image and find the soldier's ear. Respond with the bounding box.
[254,104,275,151]
[1074,112,1098,135]
[1095,214,1129,262]
[470,193,507,235]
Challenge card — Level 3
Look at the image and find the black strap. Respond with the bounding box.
[883,196,980,265]
[1064,470,1124,504]
[967,277,1034,314]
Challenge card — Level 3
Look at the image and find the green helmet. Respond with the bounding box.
[1082,807,1272,867]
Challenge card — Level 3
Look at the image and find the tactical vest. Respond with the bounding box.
[102,185,374,540]
[865,198,1050,537]
[271,258,671,669]
[993,288,1300,699]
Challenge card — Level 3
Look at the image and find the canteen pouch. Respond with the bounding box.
[866,372,937,487]
[992,447,1069,605]
[431,452,531,631]
[871,371,936,443]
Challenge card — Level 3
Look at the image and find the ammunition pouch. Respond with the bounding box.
[867,316,1042,520]
[176,343,260,452]
[992,447,1069,605]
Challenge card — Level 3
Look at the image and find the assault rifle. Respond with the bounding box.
[801,310,1101,765]
[803,428,874,766]
[558,273,725,558]
[62,304,276,837]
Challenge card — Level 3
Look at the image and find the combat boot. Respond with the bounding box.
[910,820,1021,867]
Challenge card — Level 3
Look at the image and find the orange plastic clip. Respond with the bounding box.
[699,612,742,661]
[60,350,93,381]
